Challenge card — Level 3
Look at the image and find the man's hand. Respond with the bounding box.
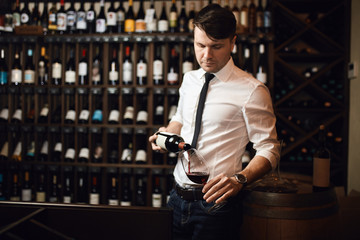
[202,173,243,204]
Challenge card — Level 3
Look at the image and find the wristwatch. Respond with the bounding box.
[234,173,248,186]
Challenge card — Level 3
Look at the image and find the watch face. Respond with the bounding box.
[236,174,247,184]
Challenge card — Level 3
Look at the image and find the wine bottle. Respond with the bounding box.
[156,132,191,152]
[167,47,179,85]
[63,172,72,203]
[48,1,57,34]
[153,89,164,125]
[11,49,22,86]
[35,171,46,202]
[78,130,89,163]
[136,92,148,125]
[256,0,264,34]
[77,168,87,204]
[96,0,106,33]
[66,0,76,34]
[187,2,195,32]
[108,48,119,86]
[124,0,135,33]
[108,176,119,205]
[169,0,178,33]
[25,140,35,161]
[122,46,132,85]
[76,1,87,33]
[39,140,49,161]
[65,48,76,85]
[108,88,120,124]
[40,0,49,35]
[89,175,100,205]
[21,170,32,201]
[12,0,21,29]
[121,129,133,163]
[256,43,267,84]
[135,0,146,33]
[135,176,146,206]
[108,130,119,163]
[65,94,76,124]
[248,0,256,34]
[145,0,157,33]
[313,125,331,192]
[122,90,134,124]
[31,0,40,26]
[52,141,62,162]
[20,0,31,26]
[92,93,103,124]
[153,45,164,85]
[158,1,169,33]
[120,173,132,206]
[182,45,194,75]
[135,130,147,164]
[240,0,248,33]
[92,46,102,85]
[152,175,162,207]
[78,95,89,124]
[86,2,96,33]
[52,47,62,85]
[78,48,88,85]
[24,49,35,85]
[167,91,178,122]
[106,1,117,33]
[232,0,240,33]
[0,48,8,85]
[116,0,126,33]
[92,137,103,163]
[38,47,48,85]
[0,104,9,123]
[242,47,251,73]
[49,172,59,202]
[136,45,147,86]
[10,173,20,201]
[57,0,67,34]
[0,172,6,200]
[178,0,188,33]
[264,0,272,33]
[11,99,22,124]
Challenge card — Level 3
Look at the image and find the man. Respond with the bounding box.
[149,4,280,240]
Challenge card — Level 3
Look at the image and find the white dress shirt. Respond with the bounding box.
[171,58,280,188]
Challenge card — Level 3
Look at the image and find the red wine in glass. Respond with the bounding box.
[186,172,209,185]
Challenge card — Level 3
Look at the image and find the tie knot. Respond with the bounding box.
[205,73,215,83]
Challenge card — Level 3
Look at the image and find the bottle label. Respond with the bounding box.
[38,61,46,80]
[40,106,49,117]
[167,70,178,84]
[79,148,89,159]
[49,14,57,29]
[124,19,135,32]
[92,110,103,122]
[79,109,90,121]
[158,20,169,32]
[264,12,271,28]
[109,199,119,205]
[182,61,193,74]
[96,19,106,33]
[40,141,49,155]
[52,63,62,79]
[36,192,46,202]
[168,105,177,121]
[76,12,87,29]
[57,13,67,31]
[169,12,177,28]
[136,62,147,77]
[145,9,156,32]
[136,110,148,123]
[79,62,88,76]
[22,189,32,201]
[135,149,147,162]
[12,109,22,121]
[63,196,71,203]
[65,148,75,159]
[67,12,76,28]
[0,108,9,120]
[240,11,248,27]
[155,133,168,151]
[124,106,134,120]
[65,110,76,121]
[153,60,163,78]
[0,142,9,157]
[86,11,95,21]
[123,62,132,84]
[120,201,131,206]
[109,110,120,122]
[156,105,164,116]
[256,72,267,84]
[117,11,125,22]
[13,142,22,156]
[152,193,162,207]
[54,142,62,152]
[121,148,132,162]
[89,193,100,205]
[135,20,146,32]
[65,70,76,84]
[11,69,22,84]
[107,12,117,26]
[21,13,29,24]
[109,70,119,82]
[0,71,8,84]
[313,157,330,188]
[92,63,101,82]
[12,13,20,27]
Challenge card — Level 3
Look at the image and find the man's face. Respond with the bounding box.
[194,27,236,73]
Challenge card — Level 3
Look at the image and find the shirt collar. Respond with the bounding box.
[196,58,235,82]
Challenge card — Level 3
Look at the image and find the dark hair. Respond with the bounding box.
[193,4,236,40]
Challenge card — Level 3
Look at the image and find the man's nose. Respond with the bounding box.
[203,47,212,58]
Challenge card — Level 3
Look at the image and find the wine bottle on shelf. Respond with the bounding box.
[40,0,49,35]
[63,171,73,203]
[25,140,35,161]
[78,48,88,85]
[135,0,146,33]
[167,47,179,85]
[30,0,40,26]
[232,44,241,67]
[136,45,147,86]
[24,49,35,85]
[135,130,147,164]
[10,173,20,201]
[313,125,331,192]
[106,1,117,33]
[256,43,267,84]
[178,0,188,33]
[48,172,59,202]
[0,105,9,123]
[108,88,120,124]
[86,2,96,33]
[116,0,126,33]
[12,0,21,29]
[50,103,62,124]
[57,0,67,34]
[11,98,22,124]
[20,0,31,26]
[78,92,89,124]
[96,0,106,33]
[135,176,146,206]
[156,132,191,152]
[78,130,89,163]
[108,129,119,163]
[153,44,164,85]
[0,48,8,85]
[169,0,178,33]
[92,46,102,85]
[52,46,62,85]
[158,1,169,33]
[92,134,103,163]
[120,173,132,206]
[136,91,148,125]
[188,2,195,32]
[35,170,46,202]
[76,1,87,34]
[77,167,88,204]
[153,89,165,125]
[121,129,133,164]
[11,49,22,86]
[145,0,157,33]
[38,46,48,85]
[65,95,76,124]
[242,47,252,73]
[183,44,194,75]
[248,0,256,34]
[66,0,76,34]
[264,0,272,33]
[256,0,264,33]
[108,48,119,86]
[52,140,62,162]
[167,91,178,122]
[0,142,8,162]
[152,175,162,207]
[122,89,134,124]
[48,1,57,34]
[89,174,100,205]
[124,0,135,33]
[39,140,49,161]
[91,93,103,124]
[21,170,32,201]
[240,0,248,33]
[122,45,133,85]
[64,129,75,162]
[232,0,240,33]
[108,175,119,205]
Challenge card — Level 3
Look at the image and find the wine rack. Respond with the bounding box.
[272,0,350,187]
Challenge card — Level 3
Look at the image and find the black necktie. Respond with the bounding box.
[191,73,215,148]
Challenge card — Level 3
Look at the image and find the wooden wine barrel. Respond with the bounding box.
[239,174,340,240]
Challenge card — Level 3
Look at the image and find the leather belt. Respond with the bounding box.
[175,184,204,201]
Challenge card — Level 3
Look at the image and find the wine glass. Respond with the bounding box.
[179,149,225,213]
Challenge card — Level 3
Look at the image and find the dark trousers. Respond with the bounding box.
[167,188,243,240]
